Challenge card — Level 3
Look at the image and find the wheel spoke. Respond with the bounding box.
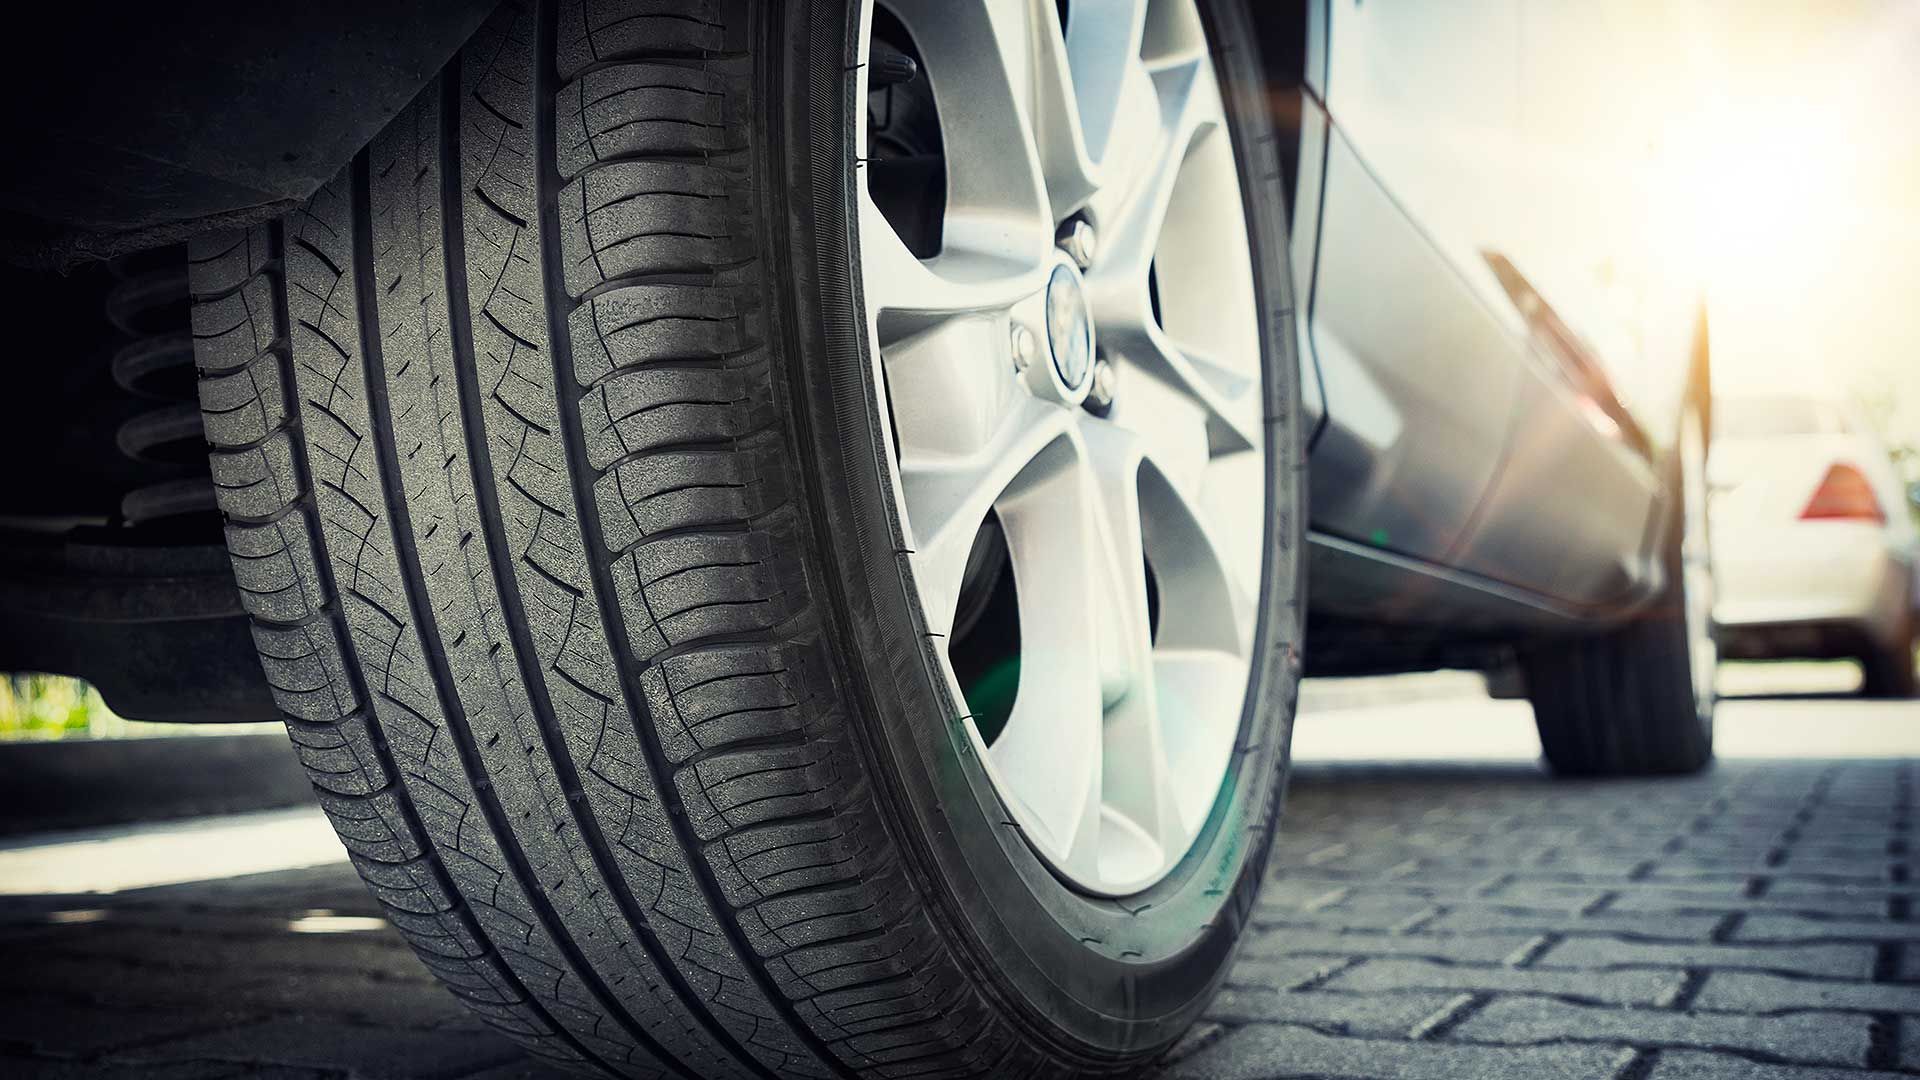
[1077,423,1181,885]
[882,316,1023,461]
[901,398,1073,639]
[1058,0,1151,168]
[1075,44,1259,450]
[1138,457,1255,658]
[1108,322,1263,457]
[858,189,1049,331]
[1080,52,1221,289]
[873,1,1055,300]
[1077,424,1156,713]
[986,438,1109,877]
[1150,649,1250,839]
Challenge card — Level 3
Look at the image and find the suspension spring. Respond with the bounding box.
[102,248,215,528]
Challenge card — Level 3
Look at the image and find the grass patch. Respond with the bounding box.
[0,674,278,741]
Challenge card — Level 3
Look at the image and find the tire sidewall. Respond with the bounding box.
[768,0,1305,1055]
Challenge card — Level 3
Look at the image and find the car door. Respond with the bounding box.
[1300,1,1689,609]
[1443,3,1691,606]
[1302,0,1532,572]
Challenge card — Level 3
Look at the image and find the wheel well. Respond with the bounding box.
[0,250,272,723]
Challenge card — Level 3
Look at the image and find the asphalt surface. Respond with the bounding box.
[3,670,1918,1080]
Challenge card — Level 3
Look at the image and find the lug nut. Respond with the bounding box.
[1057,219,1097,270]
[1085,356,1116,414]
[1010,322,1040,373]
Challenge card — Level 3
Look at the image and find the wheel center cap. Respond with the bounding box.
[1045,261,1094,392]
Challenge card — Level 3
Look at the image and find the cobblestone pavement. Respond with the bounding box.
[3,690,1918,1079]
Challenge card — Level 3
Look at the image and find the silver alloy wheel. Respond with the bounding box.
[854,0,1267,896]
[1679,406,1718,726]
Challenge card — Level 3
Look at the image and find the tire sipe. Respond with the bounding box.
[188,1,1306,1076]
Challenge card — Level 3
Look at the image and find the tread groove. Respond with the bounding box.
[534,2,856,1075]
[438,63,772,1080]
[350,147,687,1080]
[212,218,614,1075]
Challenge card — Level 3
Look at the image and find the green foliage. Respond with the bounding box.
[0,674,282,741]
[0,674,124,740]
[964,655,1021,746]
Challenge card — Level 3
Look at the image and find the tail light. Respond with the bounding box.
[1800,463,1884,522]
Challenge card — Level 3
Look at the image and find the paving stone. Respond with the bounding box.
[226,969,486,1031]
[10,745,1916,1079]
[1252,892,1438,930]
[112,1016,522,1078]
[1620,888,1894,922]
[0,1061,331,1079]
[0,995,256,1058]
[1322,957,1685,1007]
[1220,954,1353,992]
[1159,1022,1229,1067]
[1733,913,1920,943]
[1241,927,1543,966]
[20,923,427,981]
[1533,936,1878,979]
[1422,905,1725,941]
[1651,863,1888,887]
[1449,996,1872,1066]
[1160,1023,1623,1080]
[1692,970,1920,1014]
[1648,1048,1906,1079]
[1206,986,1459,1034]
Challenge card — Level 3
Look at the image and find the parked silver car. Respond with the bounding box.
[1712,393,1918,696]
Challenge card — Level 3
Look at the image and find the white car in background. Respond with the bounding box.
[1711,393,1919,696]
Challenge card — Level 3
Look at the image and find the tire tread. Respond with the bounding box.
[191,2,1040,1077]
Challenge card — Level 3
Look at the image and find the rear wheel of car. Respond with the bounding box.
[1861,601,1918,699]
[188,0,1305,1075]
[1522,403,1716,776]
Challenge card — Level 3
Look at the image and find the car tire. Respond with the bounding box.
[188,0,1305,1076]
[1861,602,1918,699]
[1521,402,1715,776]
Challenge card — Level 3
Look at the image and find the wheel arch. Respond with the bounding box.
[1,2,497,269]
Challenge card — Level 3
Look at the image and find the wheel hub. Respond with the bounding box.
[1044,259,1095,393]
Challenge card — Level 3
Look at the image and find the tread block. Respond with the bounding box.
[225,516,328,624]
[187,228,274,298]
[591,435,787,552]
[579,363,776,471]
[613,521,803,657]
[198,350,292,448]
[251,620,362,721]
[705,814,866,909]
[557,161,754,296]
[283,711,392,795]
[556,2,731,82]
[639,638,812,764]
[675,742,839,843]
[554,64,746,183]
[210,430,303,520]
[191,274,281,373]
[566,284,757,386]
